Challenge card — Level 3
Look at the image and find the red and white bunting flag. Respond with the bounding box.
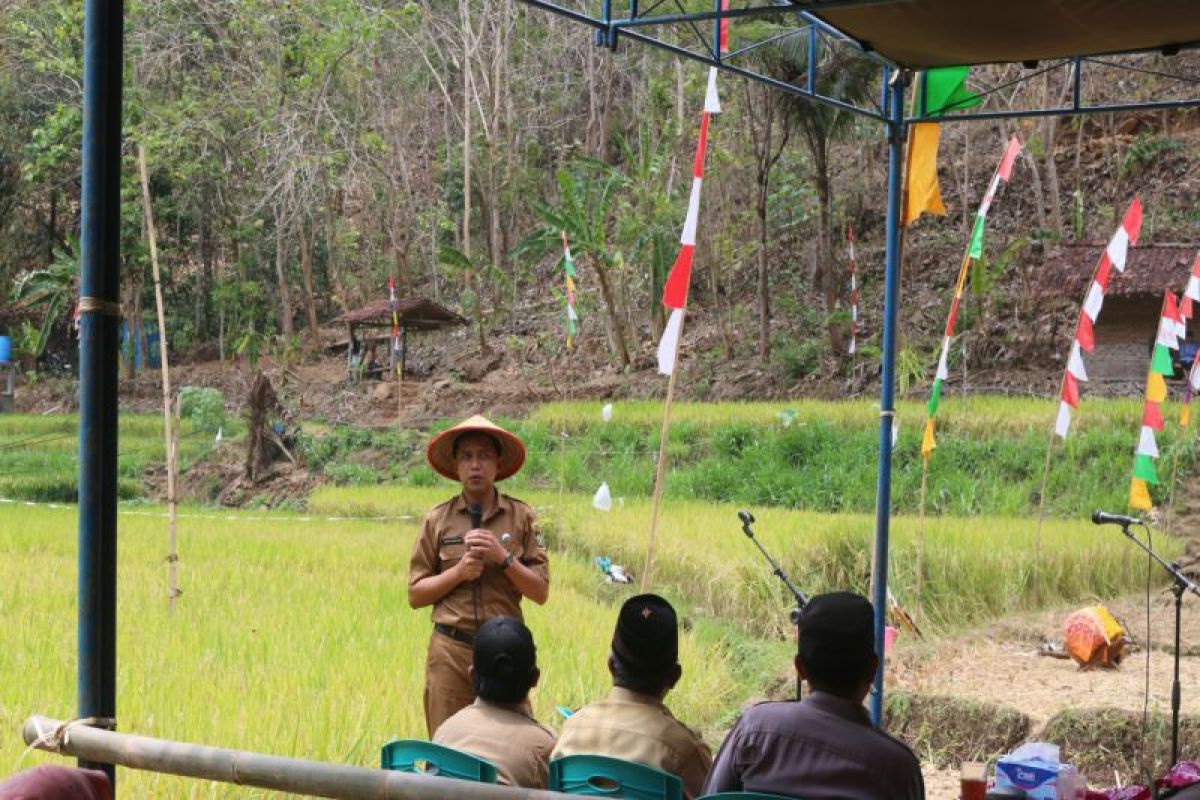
[1055,197,1143,438]
[848,225,858,355]
[1181,253,1200,319]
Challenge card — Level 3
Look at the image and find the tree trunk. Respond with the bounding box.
[198,197,214,339]
[274,199,294,338]
[816,154,845,355]
[756,175,770,362]
[298,215,320,349]
[589,255,630,367]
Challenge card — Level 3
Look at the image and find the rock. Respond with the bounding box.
[374,382,393,401]
[460,351,504,383]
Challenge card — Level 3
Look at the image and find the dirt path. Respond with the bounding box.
[899,591,1200,797]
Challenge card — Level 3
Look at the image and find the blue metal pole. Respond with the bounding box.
[870,67,905,728]
[79,0,124,786]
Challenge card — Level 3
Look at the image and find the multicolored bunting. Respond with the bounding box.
[924,66,983,116]
[1182,356,1200,428]
[1054,197,1143,439]
[1181,253,1200,320]
[848,225,858,356]
[921,136,1022,462]
[656,19,726,376]
[560,230,579,350]
[1129,291,1177,510]
[388,275,401,375]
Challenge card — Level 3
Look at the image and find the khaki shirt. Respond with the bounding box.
[551,687,712,800]
[409,492,549,632]
[434,698,557,788]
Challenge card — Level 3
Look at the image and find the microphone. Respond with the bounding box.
[1092,510,1142,527]
[738,510,755,525]
[469,504,483,530]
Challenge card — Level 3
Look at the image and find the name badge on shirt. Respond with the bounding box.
[441,535,464,546]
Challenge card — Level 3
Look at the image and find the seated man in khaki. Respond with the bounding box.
[552,594,712,799]
[434,616,556,788]
[703,592,924,800]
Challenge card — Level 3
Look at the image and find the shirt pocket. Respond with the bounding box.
[438,535,467,569]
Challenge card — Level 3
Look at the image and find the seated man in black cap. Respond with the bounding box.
[551,594,712,799]
[703,591,924,800]
[434,616,556,788]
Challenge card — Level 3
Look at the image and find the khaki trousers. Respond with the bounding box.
[423,630,475,737]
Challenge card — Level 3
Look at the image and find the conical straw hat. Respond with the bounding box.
[426,415,526,481]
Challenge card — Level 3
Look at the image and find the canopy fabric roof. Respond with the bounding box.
[810,1,1200,69]
[333,297,467,331]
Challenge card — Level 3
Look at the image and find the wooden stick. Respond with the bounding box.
[915,455,929,616]
[1033,429,1056,603]
[641,310,686,591]
[137,144,180,611]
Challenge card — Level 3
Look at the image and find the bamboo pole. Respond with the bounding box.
[137,144,180,611]
[641,310,686,592]
[22,716,560,800]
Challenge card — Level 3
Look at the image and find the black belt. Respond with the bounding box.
[434,623,475,646]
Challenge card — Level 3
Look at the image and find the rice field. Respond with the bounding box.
[0,501,782,797]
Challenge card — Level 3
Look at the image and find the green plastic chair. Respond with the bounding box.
[697,793,801,800]
[549,754,683,800]
[380,739,499,783]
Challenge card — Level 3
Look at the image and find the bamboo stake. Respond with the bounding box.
[641,309,686,592]
[137,144,180,611]
[1033,429,1056,603]
[22,715,561,800]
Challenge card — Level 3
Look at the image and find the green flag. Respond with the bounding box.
[1150,344,1174,376]
[1133,454,1160,484]
[927,378,944,417]
[967,216,987,259]
[925,67,983,116]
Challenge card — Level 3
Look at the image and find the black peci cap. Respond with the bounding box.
[473,617,537,681]
[611,593,679,671]
[798,591,876,667]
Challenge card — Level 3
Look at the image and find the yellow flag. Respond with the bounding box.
[1147,371,1168,403]
[904,123,948,226]
[1182,404,1191,429]
[1129,477,1153,511]
[921,418,937,460]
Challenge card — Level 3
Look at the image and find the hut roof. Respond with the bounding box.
[333,297,467,331]
[1039,243,1196,300]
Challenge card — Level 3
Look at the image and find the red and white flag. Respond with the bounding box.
[1054,197,1143,438]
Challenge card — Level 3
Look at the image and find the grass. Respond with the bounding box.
[308,486,1180,636]
[0,502,786,797]
[0,414,235,503]
[416,398,1196,518]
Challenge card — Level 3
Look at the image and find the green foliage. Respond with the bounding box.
[10,236,79,359]
[770,333,824,380]
[178,386,225,433]
[1120,134,1183,175]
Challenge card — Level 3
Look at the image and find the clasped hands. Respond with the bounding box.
[455,529,508,581]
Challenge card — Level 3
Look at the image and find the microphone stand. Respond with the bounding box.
[738,511,809,700]
[1117,521,1200,767]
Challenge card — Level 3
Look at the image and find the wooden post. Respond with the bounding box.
[641,311,686,591]
[137,143,180,610]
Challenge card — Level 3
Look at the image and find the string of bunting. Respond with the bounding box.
[1130,290,1181,509]
[1054,197,1143,439]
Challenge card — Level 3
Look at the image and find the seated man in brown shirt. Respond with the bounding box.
[434,616,556,788]
[551,594,712,799]
[703,591,924,800]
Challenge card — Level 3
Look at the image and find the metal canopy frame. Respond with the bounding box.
[511,0,1200,727]
[72,0,1200,789]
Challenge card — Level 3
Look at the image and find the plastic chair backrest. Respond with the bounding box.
[697,793,802,800]
[380,739,499,783]
[549,754,683,800]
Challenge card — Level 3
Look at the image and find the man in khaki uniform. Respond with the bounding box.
[409,415,550,736]
[552,594,712,799]
[434,616,556,788]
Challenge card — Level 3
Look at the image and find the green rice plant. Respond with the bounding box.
[309,486,1180,637]
[0,502,781,796]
